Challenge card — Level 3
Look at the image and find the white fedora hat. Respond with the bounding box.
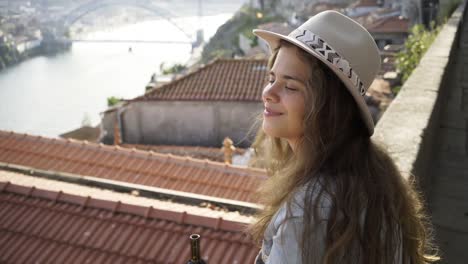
[253,10,380,136]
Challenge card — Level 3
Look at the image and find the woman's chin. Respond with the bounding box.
[262,122,281,138]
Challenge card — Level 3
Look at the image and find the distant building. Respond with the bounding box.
[14,35,41,54]
[345,0,381,17]
[367,14,409,48]
[101,59,268,148]
[301,2,348,17]
[380,43,404,76]
[273,0,355,19]
[353,7,410,49]
[60,125,101,143]
[421,0,439,27]
[13,36,28,53]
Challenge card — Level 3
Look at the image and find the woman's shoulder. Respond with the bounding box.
[292,178,333,212]
[274,176,334,226]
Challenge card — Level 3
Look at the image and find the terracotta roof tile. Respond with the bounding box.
[0,182,258,263]
[349,0,378,8]
[59,125,101,143]
[0,131,266,204]
[354,9,409,34]
[303,2,346,16]
[367,16,410,33]
[134,59,268,102]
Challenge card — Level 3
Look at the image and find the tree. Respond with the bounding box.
[107,96,121,107]
[161,63,187,75]
[396,23,440,84]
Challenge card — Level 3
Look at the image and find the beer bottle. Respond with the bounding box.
[187,234,207,264]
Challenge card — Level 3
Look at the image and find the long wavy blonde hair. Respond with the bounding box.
[248,40,439,264]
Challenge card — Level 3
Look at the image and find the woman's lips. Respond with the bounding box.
[264,107,283,117]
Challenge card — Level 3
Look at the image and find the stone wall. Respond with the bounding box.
[371,2,466,195]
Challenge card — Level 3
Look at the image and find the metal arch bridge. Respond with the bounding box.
[58,0,196,40]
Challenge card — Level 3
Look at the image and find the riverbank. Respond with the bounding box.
[0,1,244,137]
[0,39,71,71]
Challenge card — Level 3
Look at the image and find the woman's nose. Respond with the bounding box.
[262,83,280,103]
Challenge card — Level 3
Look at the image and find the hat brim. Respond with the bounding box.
[253,29,374,136]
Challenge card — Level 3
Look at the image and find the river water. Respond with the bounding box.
[0,11,238,138]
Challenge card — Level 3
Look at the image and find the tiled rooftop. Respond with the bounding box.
[0,169,255,223]
[59,125,101,143]
[367,16,409,33]
[349,0,378,8]
[304,2,346,16]
[134,59,268,102]
[0,131,267,204]
[121,143,247,163]
[0,182,258,263]
[353,9,409,34]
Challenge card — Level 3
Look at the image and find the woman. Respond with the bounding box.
[249,11,439,264]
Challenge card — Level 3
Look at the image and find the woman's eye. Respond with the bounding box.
[286,86,298,91]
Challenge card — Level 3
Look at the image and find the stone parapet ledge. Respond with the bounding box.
[371,2,466,191]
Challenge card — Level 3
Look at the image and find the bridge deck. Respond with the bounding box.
[429,4,468,263]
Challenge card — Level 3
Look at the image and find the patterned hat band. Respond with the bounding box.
[289,29,366,96]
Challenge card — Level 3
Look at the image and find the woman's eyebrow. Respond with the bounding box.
[269,71,306,85]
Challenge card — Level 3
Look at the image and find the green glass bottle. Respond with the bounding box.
[187,234,207,264]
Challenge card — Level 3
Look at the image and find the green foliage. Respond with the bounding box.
[161,63,187,75]
[238,7,280,46]
[63,28,71,38]
[3,53,13,65]
[201,4,283,63]
[107,96,121,107]
[0,44,10,62]
[396,23,440,83]
[0,43,21,67]
[145,85,153,92]
[391,85,402,95]
[209,49,234,60]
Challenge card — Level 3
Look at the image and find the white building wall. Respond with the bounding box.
[104,101,263,148]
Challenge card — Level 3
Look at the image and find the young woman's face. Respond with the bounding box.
[262,45,311,146]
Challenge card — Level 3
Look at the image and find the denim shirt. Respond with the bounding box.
[254,182,404,264]
[255,182,332,264]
